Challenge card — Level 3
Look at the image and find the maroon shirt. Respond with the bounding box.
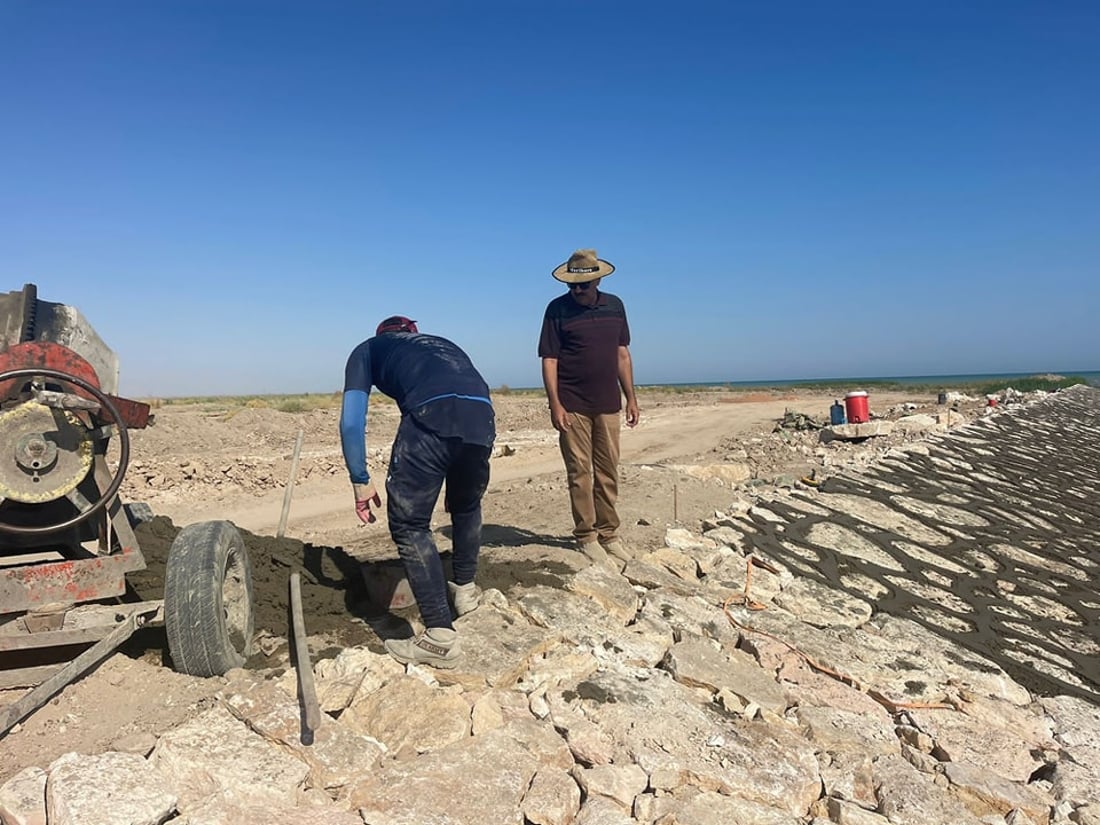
[538,290,631,415]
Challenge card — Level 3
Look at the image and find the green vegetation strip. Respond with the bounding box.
[139,375,1088,412]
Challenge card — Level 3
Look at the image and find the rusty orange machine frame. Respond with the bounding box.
[0,285,254,736]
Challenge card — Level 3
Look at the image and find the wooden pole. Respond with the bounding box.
[289,572,321,743]
[277,428,305,539]
[673,482,679,523]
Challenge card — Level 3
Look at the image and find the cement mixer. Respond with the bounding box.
[0,284,254,735]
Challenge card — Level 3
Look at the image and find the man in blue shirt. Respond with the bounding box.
[340,316,495,667]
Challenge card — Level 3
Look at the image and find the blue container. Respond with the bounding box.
[830,400,846,425]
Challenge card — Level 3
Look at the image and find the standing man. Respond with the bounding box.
[538,249,640,566]
[340,315,495,668]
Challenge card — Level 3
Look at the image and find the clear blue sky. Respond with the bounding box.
[2,1,1097,397]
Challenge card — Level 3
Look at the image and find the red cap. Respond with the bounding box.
[376,316,419,335]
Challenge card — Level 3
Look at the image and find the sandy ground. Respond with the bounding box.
[0,386,942,781]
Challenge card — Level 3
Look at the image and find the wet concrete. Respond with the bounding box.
[128,518,581,655]
[128,518,374,647]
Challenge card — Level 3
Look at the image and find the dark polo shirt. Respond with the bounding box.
[538,290,631,415]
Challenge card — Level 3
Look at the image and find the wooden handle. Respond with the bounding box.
[289,572,322,737]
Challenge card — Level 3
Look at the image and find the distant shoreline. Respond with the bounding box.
[142,371,1098,405]
[638,370,1100,392]
[493,370,1100,395]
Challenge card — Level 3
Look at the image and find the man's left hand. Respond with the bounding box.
[625,399,640,428]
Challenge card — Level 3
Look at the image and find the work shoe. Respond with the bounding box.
[578,541,613,566]
[448,581,480,617]
[384,627,460,669]
[601,539,633,563]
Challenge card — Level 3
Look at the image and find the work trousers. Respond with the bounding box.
[386,416,492,629]
[559,411,621,544]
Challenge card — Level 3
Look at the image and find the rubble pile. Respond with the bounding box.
[713,388,1056,491]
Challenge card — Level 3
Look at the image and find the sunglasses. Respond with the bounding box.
[569,281,595,291]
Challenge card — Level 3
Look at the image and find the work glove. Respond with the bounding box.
[353,482,381,525]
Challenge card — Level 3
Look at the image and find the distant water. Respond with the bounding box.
[647,371,1100,391]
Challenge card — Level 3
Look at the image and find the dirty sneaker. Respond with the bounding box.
[384,627,460,668]
[448,581,480,617]
[601,539,633,563]
[578,541,613,566]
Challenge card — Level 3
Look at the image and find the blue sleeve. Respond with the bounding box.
[340,389,371,483]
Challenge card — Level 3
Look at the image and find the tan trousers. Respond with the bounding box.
[559,411,621,544]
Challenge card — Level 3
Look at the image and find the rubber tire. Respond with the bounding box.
[164,520,255,677]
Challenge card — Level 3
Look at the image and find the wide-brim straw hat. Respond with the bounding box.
[552,248,615,284]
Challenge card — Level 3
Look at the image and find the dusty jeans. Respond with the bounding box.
[559,411,621,544]
[386,416,492,629]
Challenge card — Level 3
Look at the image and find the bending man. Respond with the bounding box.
[340,315,495,667]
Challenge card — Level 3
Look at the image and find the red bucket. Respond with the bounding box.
[844,391,870,424]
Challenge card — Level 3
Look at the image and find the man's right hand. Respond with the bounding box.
[353,482,381,524]
[549,402,571,433]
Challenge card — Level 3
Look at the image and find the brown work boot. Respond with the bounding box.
[448,581,480,617]
[577,540,614,567]
[384,627,459,668]
[601,539,633,563]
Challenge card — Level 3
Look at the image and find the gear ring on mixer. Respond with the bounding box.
[0,366,130,536]
[0,401,93,503]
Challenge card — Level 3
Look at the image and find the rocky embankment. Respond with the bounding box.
[2,388,1099,825]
